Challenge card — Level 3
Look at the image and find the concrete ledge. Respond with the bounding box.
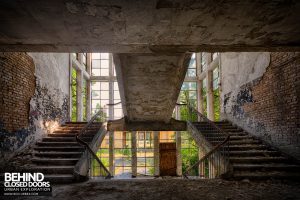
[107,118,186,131]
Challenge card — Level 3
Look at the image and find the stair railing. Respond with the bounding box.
[179,103,231,179]
[75,106,112,179]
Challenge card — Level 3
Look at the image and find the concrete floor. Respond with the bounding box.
[9,179,300,200]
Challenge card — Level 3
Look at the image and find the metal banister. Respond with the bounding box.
[180,103,230,178]
[75,106,112,179]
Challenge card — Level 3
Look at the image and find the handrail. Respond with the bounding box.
[183,122,230,178]
[189,105,230,138]
[181,103,230,178]
[75,107,112,179]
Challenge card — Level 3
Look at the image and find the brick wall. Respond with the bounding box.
[222,52,300,159]
[0,52,35,132]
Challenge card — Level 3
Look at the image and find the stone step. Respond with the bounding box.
[211,139,261,145]
[36,142,81,147]
[34,151,83,158]
[48,133,96,137]
[44,174,75,183]
[55,128,99,132]
[231,171,300,180]
[52,130,99,133]
[230,156,290,164]
[232,163,300,172]
[200,129,243,133]
[42,136,93,142]
[206,135,253,140]
[229,150,281,157]
[203,132,247,137]
[28,165,75,174]
[32,158,79,165]
[34,146,84,152]
[228,144,268,151]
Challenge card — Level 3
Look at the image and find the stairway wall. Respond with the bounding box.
[0,53,70,161]
[221,52,300,159]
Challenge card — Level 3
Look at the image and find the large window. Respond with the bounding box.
[137,131,154,176]
[187,53,196,77]
[91,81,109,118]
[179,81,197,120]
[159,131,175,143]
[213,67,220,121]
[114,132,132,177]
[92,134,110,176]
[71,68,77,122]
[201,52,206,72]
[181,131,199,176]
[92,53,109,76]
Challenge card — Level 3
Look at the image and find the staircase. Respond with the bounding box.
[29,122,102,183]
[193,121,300,180]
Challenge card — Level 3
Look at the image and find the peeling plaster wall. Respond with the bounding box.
[28,53,70,141]
[221,52,300,159]
[0,53,70,161]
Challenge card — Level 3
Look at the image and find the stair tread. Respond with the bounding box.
[233,163,300,167]
[32,158,79,161]
[29,165,75,169]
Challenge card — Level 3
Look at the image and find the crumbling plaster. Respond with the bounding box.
[0,53,70,161]
[220,52,300,159]
[0,0,300,52]
[28,53,70,141]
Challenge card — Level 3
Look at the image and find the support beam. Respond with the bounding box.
[107,118,186,131]
[176,131,182,176]
[198,148,205,178]
[131,131,137,177]
[113,53,191,123]
[154,131,160,177]
[206,70,215,121]
[109,131,114,176]
[86,54,92,120]
[76,69,83,121]
[197,80,204,114]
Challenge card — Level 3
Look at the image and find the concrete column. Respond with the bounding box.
[131,131,137,177]
[109,53,114,120]
[69,54,73,121]
[197,80,204,115]
[206,70,215,121]
[86,80,91,121]
[78,53,83,65]
[76,69,83,121]
[109,131,114,176]
[206,53,212,65]
[176,131,182,176]
[86,53,92,120]
[109,81,114,120]
[198,148,205,178]
[154,131,160,177]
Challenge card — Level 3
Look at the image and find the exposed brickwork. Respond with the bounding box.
[0,53,36,132]
[243,52,299,144]
[224,52,300,159]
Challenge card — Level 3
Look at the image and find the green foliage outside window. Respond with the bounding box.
[71,68,77,122]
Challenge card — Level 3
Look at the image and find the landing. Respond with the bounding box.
[15,179,300,200]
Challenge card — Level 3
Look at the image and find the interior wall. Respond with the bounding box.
[221,52,300,159]
[0,52,70,161]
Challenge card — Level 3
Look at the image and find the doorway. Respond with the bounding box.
[159,142,177,176]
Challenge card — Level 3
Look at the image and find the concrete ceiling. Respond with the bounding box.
[0,0,300,52]
[114,53,191,123]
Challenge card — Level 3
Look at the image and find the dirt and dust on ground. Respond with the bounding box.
[2,178,299,200]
